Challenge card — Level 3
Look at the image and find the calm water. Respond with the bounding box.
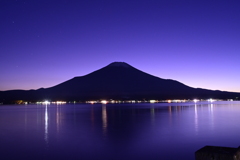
[1,101,240,160]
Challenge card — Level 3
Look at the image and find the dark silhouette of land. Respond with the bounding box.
[0,62,240,103]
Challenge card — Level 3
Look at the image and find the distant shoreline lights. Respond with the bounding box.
[5,98,236,105]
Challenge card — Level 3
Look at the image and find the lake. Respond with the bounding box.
[0,101,240,160]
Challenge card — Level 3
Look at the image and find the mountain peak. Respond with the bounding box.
[107,62,132,68]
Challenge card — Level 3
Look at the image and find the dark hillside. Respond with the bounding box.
[1,62,239,102]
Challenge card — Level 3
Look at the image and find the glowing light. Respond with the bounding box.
[193,99,199,103]
[89,101,98,104]
[150,100,156,103]
[110,100,115,103]
[167,100,171,103]
[43,101,50,105]
[55,101,66,104]
[208,98,215,103]
[101,100,108,104]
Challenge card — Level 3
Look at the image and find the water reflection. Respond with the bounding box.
[1,102,240,160]
[194,104,198,134]
[44,104,49,145]
[150,105,155,125]
[24,106,27,131]
[168,105,172,115]
[56,104,60,133]
[168,106,172,127]
[209,103,214,132]
[91,106,95,130]
[102,104,108,136]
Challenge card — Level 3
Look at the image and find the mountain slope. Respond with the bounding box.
[46,62,194,99]
[0,62,239,102]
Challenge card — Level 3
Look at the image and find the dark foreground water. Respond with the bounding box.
[1,101,240,160]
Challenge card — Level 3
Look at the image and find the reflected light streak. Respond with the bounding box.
[208,103,214,132]
[150,105,155,125]
[194,104,198,134]
[91,106,95,129]
[168,106,172,125]
[169,106,172,114]
[210,103,214,112]
[102,104,107,136]
[56,104,60,133]
[44,104,49,145]
[24,106,27,132]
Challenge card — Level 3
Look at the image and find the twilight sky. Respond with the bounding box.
[1,0,240,92]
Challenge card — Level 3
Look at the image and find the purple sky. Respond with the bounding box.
[1,0,240,92]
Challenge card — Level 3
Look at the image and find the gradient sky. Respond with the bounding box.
[1,0,240,92]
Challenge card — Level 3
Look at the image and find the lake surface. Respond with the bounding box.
[1,101,240,160]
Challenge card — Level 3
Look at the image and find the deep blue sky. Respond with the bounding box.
[1,0,240,92]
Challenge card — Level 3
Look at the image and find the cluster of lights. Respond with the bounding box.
[193,99,216,103]
[43,101,50,105]
[7,98,235,106]
[52,101,67,104]
[165,99,187,103]
[86,100,143,104]
[87,101,98,104]
[36,101,66,105]
[101,100,108,104]
[193,99,199,103]
[86,99,198,104]
[85,98,221,104]
[207,98,215,103]
[150,100,157,103]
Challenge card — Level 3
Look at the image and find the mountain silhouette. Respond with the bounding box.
[0,62,240,103]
